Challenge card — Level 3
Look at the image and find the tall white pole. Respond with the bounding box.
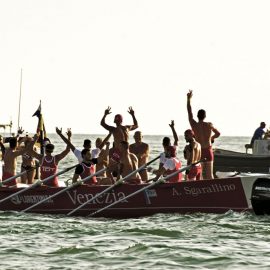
[17,68,23,130]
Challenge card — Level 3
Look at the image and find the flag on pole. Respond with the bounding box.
[33,101,46,154]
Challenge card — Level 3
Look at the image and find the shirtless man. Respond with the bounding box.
[130,131,149,182]
[184,129,202,180]
[151,146,182,183]
[21,136,37,184]
[118,141,142,184]
[30,131,71,187]
[100,106,138,150]
[94,138,110,178]
[187,90,220,179]
[2,136,35,186]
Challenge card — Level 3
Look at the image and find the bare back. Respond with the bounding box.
[191,121,213,148]
[129,142,149,167]
[120,153,140,180]
[3,149,22,175]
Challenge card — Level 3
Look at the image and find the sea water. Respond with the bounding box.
[1,134,270,270]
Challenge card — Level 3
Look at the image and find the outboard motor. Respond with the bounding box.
[251,178,270,215]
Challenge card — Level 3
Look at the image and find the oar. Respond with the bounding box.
[88,161,201,217]
[67,155,160,216]
[0,164,77,204]
[22,166,108,213]
[0,166,38,186]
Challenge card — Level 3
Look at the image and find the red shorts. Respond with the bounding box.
[2,171,17,186]
[201,146,214,162]
[187,164,202,180]
[110,148,121,163]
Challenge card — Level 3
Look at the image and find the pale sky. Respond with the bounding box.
[0,0,269,136]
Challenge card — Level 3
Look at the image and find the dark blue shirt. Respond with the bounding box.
[251,127,265,145]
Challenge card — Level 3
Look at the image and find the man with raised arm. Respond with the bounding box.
[159,120,179,169]
[184,129,202,181]
[186,90,220,179]
[150,146,182,183]
[56,127,111,164]
[100,106,138,150]
[30,131,71,187]
[130,131,150,182]
[2,135,36,187]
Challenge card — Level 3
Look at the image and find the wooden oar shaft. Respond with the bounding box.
[22,166,107,213]
[0,164,77,205]
[89,161,200,217]
[67,155,160,216]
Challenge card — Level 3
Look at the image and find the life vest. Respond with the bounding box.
[166,158,182,183]
[80,162,97,185]
[40,156,58,187]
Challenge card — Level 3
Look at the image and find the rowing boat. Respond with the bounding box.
[0,174,269,217]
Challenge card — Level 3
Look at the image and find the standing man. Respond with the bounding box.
[250,122,266,147]
[100,106,138,150]
[130,131,149,182]
[30,132,71,187]
[184,129,202,181]
[187,90,220,179]
[2,136,35,186]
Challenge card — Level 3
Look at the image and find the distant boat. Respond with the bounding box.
[214,140,270,174]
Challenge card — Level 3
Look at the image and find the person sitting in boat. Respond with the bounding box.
[187,90,220,179]
[30,132,71,187]
[250,122,266,147]
[56,127,111,164]
[100,106,138,159]
[92,137,110,179]
[159,120,179,170]
[2,136,36,187]
[20,136,37,185]
[130,131,150,182]
[150,145,182,183]
[72,149,98,185]
[183,129,202,181]
[118,140,142,184]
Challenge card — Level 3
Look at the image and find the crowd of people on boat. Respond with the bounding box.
[0,90,222,188]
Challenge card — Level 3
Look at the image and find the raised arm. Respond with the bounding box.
[97,132,112,150]
[100,106,115,132]
[187,90,196,127]
[27,134,43,161]
[56,127,75,152]
[126,106,138,131]
[169,120,178,146]
[55,129,71,163]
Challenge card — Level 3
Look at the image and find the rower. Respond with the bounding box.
[149,145,182,183]
[72,149,98,185]
[30,132,71,187]
[183,129,202,181]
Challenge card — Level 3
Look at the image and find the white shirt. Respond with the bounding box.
[73,148,101,163]
[163,158,177,170]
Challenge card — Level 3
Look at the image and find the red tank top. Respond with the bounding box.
[40,156,59,187]
[166,158,182,183]
[80,163,97,185]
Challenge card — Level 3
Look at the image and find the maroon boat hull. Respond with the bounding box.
[0,176,258,218]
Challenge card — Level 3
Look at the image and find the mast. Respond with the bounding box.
[17,69,23,131]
